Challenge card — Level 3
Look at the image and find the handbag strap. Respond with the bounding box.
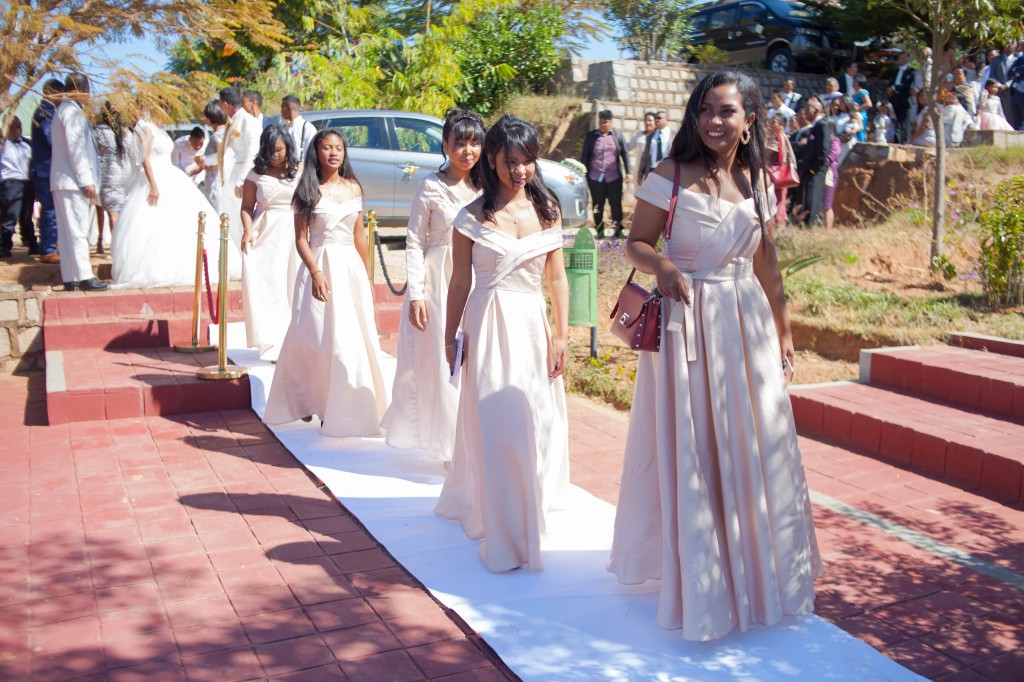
[663,160,681,241]
[620,161,681,288]
[776,132,785,165]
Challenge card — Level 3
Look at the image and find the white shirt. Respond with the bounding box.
[843,73,857,93]
[0,138,32,181]
[768,104,796,124]
[649,127,673,165]
[172,136,201,170]
[283,115,317,162]
[782,91,802,111]
[50,101,100,191]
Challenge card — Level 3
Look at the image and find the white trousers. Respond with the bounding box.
[218,188,244,251]
[52,189,95,283]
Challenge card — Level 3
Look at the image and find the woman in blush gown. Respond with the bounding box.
[381,108,485,462]
[607,71,821,642]
[263,129,389,438]
[434,115,571,573]
[111,118,241,287]
[240,126,301,362]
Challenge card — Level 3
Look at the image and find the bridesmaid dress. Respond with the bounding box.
[263,197,390,438]
[241,169,301,362]
[607,173,822,642]
[434,210,571,573]
[380,173,480,461]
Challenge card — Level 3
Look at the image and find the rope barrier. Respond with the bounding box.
[201,249,219,324]
[375,232,408,297]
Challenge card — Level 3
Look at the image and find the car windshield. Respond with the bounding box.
[763,0,818,20]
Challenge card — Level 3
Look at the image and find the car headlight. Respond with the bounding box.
[795,27,821,37]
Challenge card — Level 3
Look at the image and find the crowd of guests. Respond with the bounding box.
[0,77,318,291]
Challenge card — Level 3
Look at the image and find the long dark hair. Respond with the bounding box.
[292,129,361,222]
[669,70,771,245]
[98,101,128,160]
[253,125,298,179]
[441,107,486,188]
[480,114,559,226]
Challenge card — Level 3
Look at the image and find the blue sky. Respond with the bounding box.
[86,30,625,84]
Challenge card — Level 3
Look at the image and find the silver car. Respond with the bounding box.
[298,110,588,228]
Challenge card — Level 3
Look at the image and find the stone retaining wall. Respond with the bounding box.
[0,287,46,373]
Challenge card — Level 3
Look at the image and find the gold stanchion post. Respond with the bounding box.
[174,212,216,352]
[198,214,247,381]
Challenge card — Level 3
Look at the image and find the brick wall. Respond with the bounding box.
[0,287,45,372]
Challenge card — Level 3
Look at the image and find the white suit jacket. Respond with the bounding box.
[219,109,261,190]
[50,101,101,192]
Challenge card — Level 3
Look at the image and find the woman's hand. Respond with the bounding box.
[653,257,690,305]
[147,184,159,206]
[409,300,428,331]
[548,338,568,378]
[241,229,254,254]
[311,271,330,303]
[780,330,796,377]
[445,341,457,375]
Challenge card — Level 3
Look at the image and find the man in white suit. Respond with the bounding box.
[218,87,261,248]
[50,73,107,291]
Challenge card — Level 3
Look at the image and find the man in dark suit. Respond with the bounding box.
[837,62,859,95]
[887,51,918,143]
[796,98,833,227]
[580,110,632,238]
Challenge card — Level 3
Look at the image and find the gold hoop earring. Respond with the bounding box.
[740,128,751,145]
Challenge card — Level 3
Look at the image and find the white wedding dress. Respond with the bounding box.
[112,120,242,287]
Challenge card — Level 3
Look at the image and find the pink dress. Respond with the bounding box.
[264,197,390,438]
[434,211,571,573]
[380,173,480,461]
[607,174,822,642]
[978,91,1013,131]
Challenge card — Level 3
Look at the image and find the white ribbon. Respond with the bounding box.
[670,262,754,363]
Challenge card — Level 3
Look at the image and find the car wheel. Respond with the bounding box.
[767,46,794,73]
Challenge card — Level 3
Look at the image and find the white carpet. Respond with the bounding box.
[223,323,921,681]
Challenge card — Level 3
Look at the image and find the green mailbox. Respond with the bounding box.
[564,228,599,357]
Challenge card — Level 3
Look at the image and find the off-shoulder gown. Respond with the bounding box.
[264,197,390,438]
[434,210,571,573]
[607,173,822,641]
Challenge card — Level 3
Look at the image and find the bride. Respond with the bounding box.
[112,118,242,287]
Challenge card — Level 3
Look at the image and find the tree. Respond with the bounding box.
[453,2,567,113]
[604,0,695,62]
[1,0,287,121]
[805,0,912,44]
[871,0,1024,268]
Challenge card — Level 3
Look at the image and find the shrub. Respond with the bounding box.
[978,176,1024,307]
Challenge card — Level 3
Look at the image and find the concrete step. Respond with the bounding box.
[790,381,1024,503]
[861,345,1024,422]
[949,332,1024,360]
[45,346,250,424]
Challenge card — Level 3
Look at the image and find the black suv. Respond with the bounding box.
[687,0,850,73]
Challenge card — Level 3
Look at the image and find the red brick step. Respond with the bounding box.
[790,382,1024,503]
[45,346,250,424]
[861,345,1024,422]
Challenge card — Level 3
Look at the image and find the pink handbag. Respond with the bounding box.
[768,133,800,189]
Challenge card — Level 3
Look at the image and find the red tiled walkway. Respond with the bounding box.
[0,372,512,682]
[565,397,1024,681]
[5,367,1024,681]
